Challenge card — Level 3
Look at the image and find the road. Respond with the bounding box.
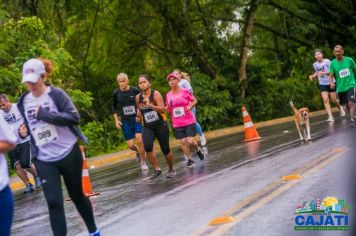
[11,113,355,236]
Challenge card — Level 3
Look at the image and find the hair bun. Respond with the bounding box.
[37,58,53,74]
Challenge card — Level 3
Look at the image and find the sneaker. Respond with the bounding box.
[196,147,206,161]
[350,120,356,128]
[201,146,208,155]
[200,134,207,146]
[140,162,149,171]
[89,229,101,236]
[135,152,141,163]
[35,176,42,189]
[326,116,334,122]
[166,169,176,178]
[186,159,195,168]
[24,183,34,193]
[150,169,162,178]
[340,107,346,117]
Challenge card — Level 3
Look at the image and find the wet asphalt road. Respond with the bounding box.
[11,113,355,236]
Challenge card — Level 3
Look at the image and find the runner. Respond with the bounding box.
[17,58,100,236]
[0,115,17,236]
[309,49,345,122]
[112,73,148,171]
[135,75,175,178]
[172,69,207,146]
[165,72,206,168]
[329,45,356,127]
[0,94,41,193]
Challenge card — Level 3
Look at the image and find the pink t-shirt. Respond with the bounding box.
[166,89,196,128]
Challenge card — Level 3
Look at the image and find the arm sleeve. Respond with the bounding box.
[112,90,119,114]
[312,63,316,72]
[36,89,80,126]
[165,94,172,111]
[350,58,356,69]
[329,62,335,75]
[133,87,141,95]
[324,59,330,73]
[186,90,195,102]
[183,80,193,93]
[0,116,17,143]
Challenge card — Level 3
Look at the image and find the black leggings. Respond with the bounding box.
[142,122,171,155]
[34,144,97,236]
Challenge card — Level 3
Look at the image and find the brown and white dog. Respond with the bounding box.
[290,101,311,141]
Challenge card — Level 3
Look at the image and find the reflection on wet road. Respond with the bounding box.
[11,114,350,235]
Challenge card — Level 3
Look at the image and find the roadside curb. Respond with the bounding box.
[10,108,331,192]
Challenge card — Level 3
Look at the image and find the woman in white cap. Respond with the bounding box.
[0,115,17,236]
[17,58,100,236]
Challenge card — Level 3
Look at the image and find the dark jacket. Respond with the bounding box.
[17,85,89,158]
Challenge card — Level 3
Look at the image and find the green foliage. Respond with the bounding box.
[67,89,93,117]
[192,73,234,129]
[81,119,126,157]
[81,121,105,157]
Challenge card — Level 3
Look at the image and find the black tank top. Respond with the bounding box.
[138,89,164,127]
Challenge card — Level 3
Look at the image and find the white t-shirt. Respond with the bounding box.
[0,103,30,144]
[178,79,193,94]
[24,87,77,162]
[313,59,331,85]
[0,115,17,191]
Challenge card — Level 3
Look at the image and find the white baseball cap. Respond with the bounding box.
[21,59,46,83]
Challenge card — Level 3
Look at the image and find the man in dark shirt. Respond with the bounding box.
[112,73,148,171]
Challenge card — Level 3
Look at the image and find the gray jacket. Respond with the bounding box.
[17,85,89,158]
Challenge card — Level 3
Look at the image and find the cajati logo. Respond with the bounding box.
[294,197,351,231]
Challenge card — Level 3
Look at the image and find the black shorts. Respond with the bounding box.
[337,87,356,105]
[142,122,171,155]
[319,84,336,93]
[8,141,32,169]
[173,123,197,140]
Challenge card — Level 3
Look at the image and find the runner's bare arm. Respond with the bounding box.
[309,72,317,80]
[329,73,335,89]
[187,96,197,112]
[148,91,168,113]
[113,113,122,129]
[135,94,144,123]
[0,141,15,153]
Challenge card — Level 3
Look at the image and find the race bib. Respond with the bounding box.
[123,105,136,116]
[33,124,58,146]
[173,107,185,118]
[144,111,159,123]
[339,68,350,78]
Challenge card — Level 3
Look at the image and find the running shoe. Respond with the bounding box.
[351,120,356,128]
[151,169,162,178]
[166,169,176,178]
[326,116,334,122]
[340,107,346,117]
[200,134,207,146]
[196,147,206,161]
[140,161,149,171]
[89,229,101,236]
[135,152,141,163]
[186,159,195,168]
[35,176,42,189]
[24,183,34,193]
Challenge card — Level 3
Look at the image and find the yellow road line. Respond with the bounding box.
[190,146,346,236]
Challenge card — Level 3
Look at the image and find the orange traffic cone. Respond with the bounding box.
[80,145,100,197]
[242,106,262,142]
